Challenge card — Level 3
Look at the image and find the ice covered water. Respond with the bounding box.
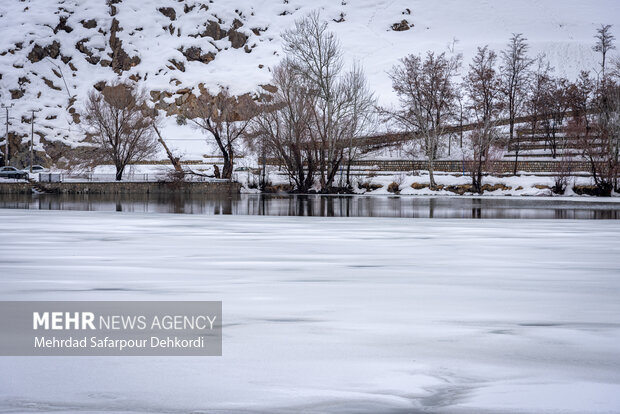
[1,210,619,412]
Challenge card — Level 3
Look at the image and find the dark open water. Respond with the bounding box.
[1,193,619,219]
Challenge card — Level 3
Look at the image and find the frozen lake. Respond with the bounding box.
[2,193,620,219]
[1,210,619,413]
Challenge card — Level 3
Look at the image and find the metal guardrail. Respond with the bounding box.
[39,173,62,183]
[38,173,229,183]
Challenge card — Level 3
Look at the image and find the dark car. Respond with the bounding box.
[0,166,28,179]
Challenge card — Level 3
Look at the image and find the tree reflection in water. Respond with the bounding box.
[0,193,619,219]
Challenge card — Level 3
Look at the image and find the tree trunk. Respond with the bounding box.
[428,159,436,189]
[303,158,315,193]
[296,168,304,192]
[513,146,519,175]
[346,162,352,188]
[324,158,342,190]
[115,164,124,181]
[222,154,233,179]
[471,153,483,194]
[153,125,183,174]
[476,165,483,194]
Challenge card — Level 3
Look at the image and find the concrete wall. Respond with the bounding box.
[0,182,33,194]
[0,181,241,195]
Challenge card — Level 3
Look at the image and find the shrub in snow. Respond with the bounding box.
[387,182,400,193]
[359,182,383,191]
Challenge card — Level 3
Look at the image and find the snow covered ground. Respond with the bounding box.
[82,163,619,197]
[250,167,619,197]
[1,210,619,413]
[1,0,619,159]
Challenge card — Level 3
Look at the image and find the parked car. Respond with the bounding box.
[27,165,49,173]
[0,166,28,179]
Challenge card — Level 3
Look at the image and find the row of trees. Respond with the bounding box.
[387,24,619,194]
[79,15,620,195]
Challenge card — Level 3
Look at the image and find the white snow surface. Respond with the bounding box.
[1,210,620,413]
[1,0,619,159]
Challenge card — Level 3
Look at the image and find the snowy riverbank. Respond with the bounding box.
[1,210,619,413]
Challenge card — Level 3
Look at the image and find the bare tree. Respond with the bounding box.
[250,59,317,192]
[185,88,258,179]
[610,56,620,79]
[567,71,595,129]
[500,33,534,171]
[464,46,502,193]
[573,81,620,195]
[545,77,571,159]
[525,55,554,167]
[281,11,374,191]
[551,151,573,194]
[593,24,616,79]
[341,63,377,187]
[595,80,620,192]
[81,83,158,181]
[455,90,467,149]
[548,72,595,194]
[389,51,461,189]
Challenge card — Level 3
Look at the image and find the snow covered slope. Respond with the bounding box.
[0,0,618,162]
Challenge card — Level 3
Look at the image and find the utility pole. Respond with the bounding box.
[261,134,266,190]
[1,105,11,166]
[30,109,40,172]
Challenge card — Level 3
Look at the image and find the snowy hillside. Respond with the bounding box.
[0,0,618,163]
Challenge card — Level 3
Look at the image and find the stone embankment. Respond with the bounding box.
[0,181,241,195]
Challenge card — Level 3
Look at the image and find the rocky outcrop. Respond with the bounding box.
[80,19,97,29]
[75,38,100,64]
[10,89,24,99]
[42,77,61,91]
[168,59,185,72]
[200,21,226,40]
[27,41,61,62]
[107,0,122,17]
[228,29,247,49]
[109,18,141,73]
[158,7,176,20]
[391,20,412,31]
[260,84,277,94]
[94,81,106,92]
[54,15,73,34]
[180,46,215,64]
[190,19,248,48]
[231,18,243,30]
